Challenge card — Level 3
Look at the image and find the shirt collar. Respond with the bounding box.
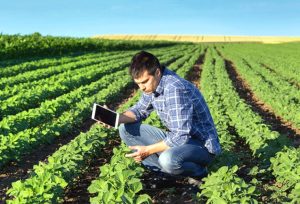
[153,67,168,97]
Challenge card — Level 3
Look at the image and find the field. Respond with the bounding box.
[94,34,300,44]
[0,34,299,203]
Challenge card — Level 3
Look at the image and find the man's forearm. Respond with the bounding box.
[146,140,170,155]
[118,110,137,124]
[126,140,170,162]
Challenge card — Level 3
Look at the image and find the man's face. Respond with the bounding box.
[133,68,161,94]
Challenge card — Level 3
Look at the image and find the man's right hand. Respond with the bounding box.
[96,121,112,129]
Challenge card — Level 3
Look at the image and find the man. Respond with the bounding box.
[118,51,221,182]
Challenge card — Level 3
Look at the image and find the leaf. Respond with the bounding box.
[248,186,256,194]
[88,180,102,194]
[135,194,152,204]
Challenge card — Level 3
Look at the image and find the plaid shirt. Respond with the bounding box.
[129,68,221,155]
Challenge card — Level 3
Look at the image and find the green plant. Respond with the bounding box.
[197,166,258,204]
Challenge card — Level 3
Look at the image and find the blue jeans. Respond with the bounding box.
[119,122,214,177]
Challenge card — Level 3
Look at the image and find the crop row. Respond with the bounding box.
[1,43,187,90]
[0,58,131,118]
[0,44,190,118]
[196,48,258,203]
[0,51,134,99]
[269,146,300,203]
[0,50,118,78]
[0,70,130,168]
[218,46,300,130]
[0,44,191,136]
[200,47,299,203]
[0,44,191,102]
[0,43,180,88]
[219,43,300,83]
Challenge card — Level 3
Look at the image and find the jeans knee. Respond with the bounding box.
[158,150,182,175]
[118,122,141,144]
[119,123,133,143]
[118,123,126,139]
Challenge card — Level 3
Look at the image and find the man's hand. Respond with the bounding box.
[125,141,170,163]
[125,146,150,162]
[96,121,111,129]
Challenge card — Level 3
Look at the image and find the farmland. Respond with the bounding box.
[0,34,299,203]
[94,34,300,44]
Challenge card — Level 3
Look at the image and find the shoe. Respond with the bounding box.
[186,176,203,187]
[186,168,208,187]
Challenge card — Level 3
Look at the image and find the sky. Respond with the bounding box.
[1,0,299,37]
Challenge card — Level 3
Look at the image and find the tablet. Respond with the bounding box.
[91,103,119,129]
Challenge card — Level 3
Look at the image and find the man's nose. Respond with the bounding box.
[139,84,145,90]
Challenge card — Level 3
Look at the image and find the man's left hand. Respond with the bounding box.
[125,146,150,162]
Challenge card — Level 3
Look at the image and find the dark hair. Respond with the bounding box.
[129,51,163,78]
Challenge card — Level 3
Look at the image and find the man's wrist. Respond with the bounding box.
[145,141,169,155]
[145,145,153,156]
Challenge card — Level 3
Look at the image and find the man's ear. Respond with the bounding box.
[156,68,161,77]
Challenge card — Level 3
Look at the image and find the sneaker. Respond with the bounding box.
[186,168,208,187]
[186,176,203,187]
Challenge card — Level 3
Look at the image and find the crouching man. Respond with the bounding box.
[118,51,221,182]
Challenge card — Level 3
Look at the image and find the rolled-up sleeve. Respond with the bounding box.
[163,87,193,147]
[128,93,153,122]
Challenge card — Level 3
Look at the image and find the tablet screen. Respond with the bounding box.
[92,104,119,128]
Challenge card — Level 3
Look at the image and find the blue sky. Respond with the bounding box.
[1,0,299,37]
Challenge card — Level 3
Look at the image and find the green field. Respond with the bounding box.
[0,34,299,203]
